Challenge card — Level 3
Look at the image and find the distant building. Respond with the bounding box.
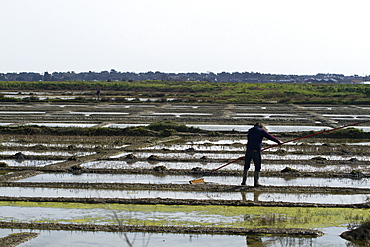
[351,79,364,84]
[304,78,338,83]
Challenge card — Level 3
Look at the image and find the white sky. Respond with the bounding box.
[1,0,369,75]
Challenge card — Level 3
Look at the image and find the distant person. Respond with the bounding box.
[96,89,101,100]
[241,122,282,187]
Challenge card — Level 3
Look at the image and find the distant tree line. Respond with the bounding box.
[0,70,368,84]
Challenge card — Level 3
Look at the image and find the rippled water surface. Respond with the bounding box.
[0,186,367,204]
[16,173,369,188]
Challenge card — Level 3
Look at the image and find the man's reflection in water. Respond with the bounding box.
[241,192,264,247]
[241,191,262,202]
[241,191,247,201]
[246,236,263,247]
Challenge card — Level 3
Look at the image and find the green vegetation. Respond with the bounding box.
[1,80,370,104]
[1,201,369,229]
[0,121,205,137]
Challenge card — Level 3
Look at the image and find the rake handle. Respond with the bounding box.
[206,120,367,175]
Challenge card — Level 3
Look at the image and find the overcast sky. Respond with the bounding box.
[1,0,369,75]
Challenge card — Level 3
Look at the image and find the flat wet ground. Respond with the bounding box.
[0,102,369,246]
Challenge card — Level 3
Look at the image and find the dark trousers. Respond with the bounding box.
[244,150,261,171]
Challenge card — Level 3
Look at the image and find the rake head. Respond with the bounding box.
[189,178,205,184]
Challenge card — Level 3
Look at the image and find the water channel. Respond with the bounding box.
[0,186,367,204]
[3,228,349,247]
[16,173,369,188]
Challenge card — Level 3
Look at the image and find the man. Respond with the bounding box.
[241,122,282,187]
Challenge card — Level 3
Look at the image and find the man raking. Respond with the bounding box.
[241,122,282,187]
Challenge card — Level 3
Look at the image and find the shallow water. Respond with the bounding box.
[110,151,370,161]
[0,111,45,114]
[142,144,245,151]
[301,106,334,110]
[81,160,246,171]
[103,123,147,128]
[0,151,95,157]
[96,104,156,108]
[186,139,248,145]
[25,123,97,128]
[0,203,364,246]
[69,112,130,116]
[323,114,370,120]
[16,173,370,188]
[140,141,370,154]
[168,105,199,108]
[234,113,299,118]
[1,142,126,149]
[0,186,367,204]
[3,95,76,100]
[4,228,348,247]
[0,204,342,228]
[149,113,213,117]
[0,159,60,167]
[35,104,90,108]
[81,160,370,173]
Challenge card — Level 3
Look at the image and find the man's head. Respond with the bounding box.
[254,122,264,128]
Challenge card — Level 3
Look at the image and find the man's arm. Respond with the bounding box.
[262,130,281,144]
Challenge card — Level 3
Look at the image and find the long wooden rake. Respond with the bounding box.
[189,121,367,184]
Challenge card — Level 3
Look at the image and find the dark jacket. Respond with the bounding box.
[247,126,280,151]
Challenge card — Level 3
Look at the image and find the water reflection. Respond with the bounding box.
[25,123,97,128]
[16,173,370,189]
[246,236,263,247]
[69,112,130,116]
[241,192,262,202]
[0,151,95,157]
[10,122,370,134]
[0,159,59,167]
[0,111,45,114]
[109,151,370,161]
[0,186,368,204]
[11,229,328,247]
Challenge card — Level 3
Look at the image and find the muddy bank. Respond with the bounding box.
[1,166,368,179]
[0,195,369,208]
[0,222,323,236]
[2,181,370,194]
[0,232,39,247]
[71,167,370,179]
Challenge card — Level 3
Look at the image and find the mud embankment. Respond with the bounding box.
[2,181,370,194]
[0,195,369,208]
[1,166,368,179]
[0,222,323,237]
[0,232,39,247]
